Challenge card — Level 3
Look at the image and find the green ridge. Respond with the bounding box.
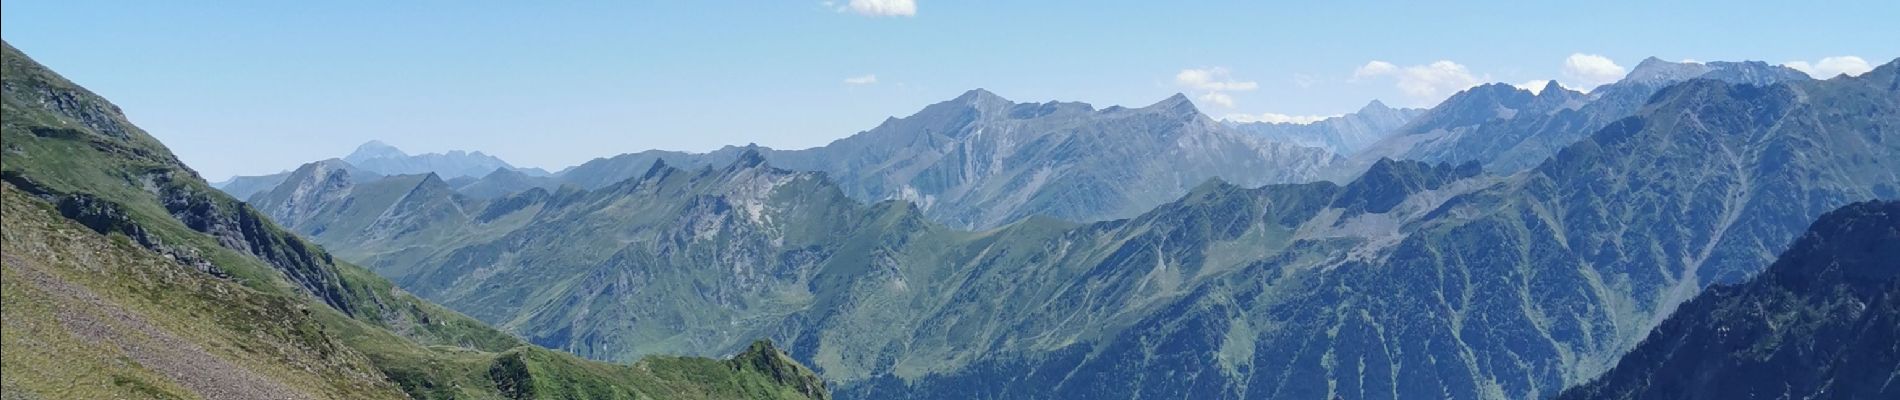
[0,40,828,400]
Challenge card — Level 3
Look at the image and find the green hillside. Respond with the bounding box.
[0,40,827,400]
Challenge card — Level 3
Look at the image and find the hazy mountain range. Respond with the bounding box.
[224,90,1359,230]
[215,140,550,201]
[218,58,1813,231]
[1337,58,1814,180]
[1225,100,1425,155]
[244,55,1900,399]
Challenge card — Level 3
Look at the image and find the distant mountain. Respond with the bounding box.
[215,141,544,200]
[214,158,384,201]
[1226,100,1426,155]
[553,90,1341,229]
[342,140,519,179]
[555,149,731,190]
[1342,58,1813,178]
[1558,200,1900,400]
[271,59,1900,399]
[1,40,828,400]
[250,89,1349,229]
[455,167,561,199]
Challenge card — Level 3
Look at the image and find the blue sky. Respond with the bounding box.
[3,1,1895,180]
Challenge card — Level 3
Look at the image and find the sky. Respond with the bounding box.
[3,1,1896,180]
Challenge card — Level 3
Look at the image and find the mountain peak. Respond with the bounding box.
[1633,56,1672,70]
[1624,57,1712,85]
[1332,158,1482,215]
[418,172,448,187]
[354,140,400,153]
[346,140,407,162]
[1146,93,1201,118]
[1156,92,1192,105]
[1359,99,1391,113]
[639,158,674,182]
[481,166,524,180]
[1399,83,1538,134]
[1540,80,1568,95]
[954,88,1008,105]
[728,340,829,400]
[731,146,769,169]
[1473,82,1529,96]
[1863,57,1900,86]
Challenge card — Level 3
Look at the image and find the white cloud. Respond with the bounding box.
[1353,60,1485,102]
[1176,67,1259,91]
[835,0,916,17]
[1516,80,1552,94]
[1223,112,1337,124]
[1198,92,1236,108]
[1292,73,1318,88]
[1352,61,1398,79]
[1562,53,1626,88]
[1175,67,1257,108]
[1514,80,1575,94]
[843,74,878,85]
[1783,56,1874,78]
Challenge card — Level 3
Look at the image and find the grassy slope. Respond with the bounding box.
[0,40,826,400]
[3,186,407,399]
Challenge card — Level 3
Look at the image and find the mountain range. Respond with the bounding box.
[1,40,829,400]
[224,58,1816,232]
[1337,58,1814,180]
[214,140,548,201]
[1226,100,1424,155]
[228,89,1359,230]
[18,29,1900,400]
[248,56,1900,399]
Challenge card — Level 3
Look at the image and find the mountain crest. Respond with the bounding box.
[1769,200,1900,284]
[730,146,770,170]
[954,88,1006,104]
[1359,99,1391,113]
[1540,80,1569,95]
[1145,93,1202,119]
[481,166,524,179]
[728,341,830,400]
[1623,57,1711,85]
[1331,158,1482,215]
[641,158,673,181]
[346,140,407,161]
